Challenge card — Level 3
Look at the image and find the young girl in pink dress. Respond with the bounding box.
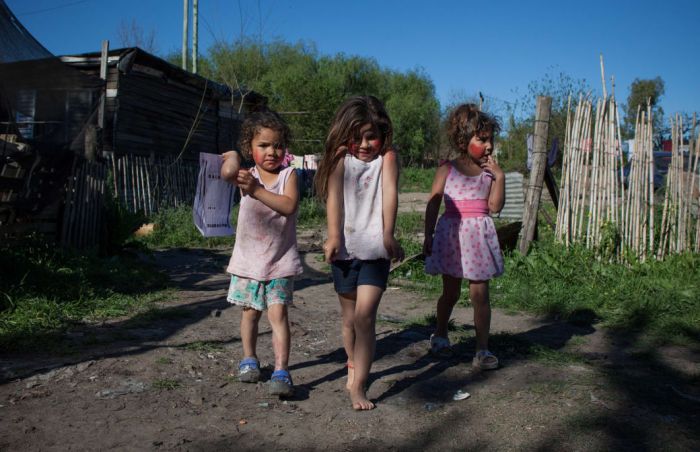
[423,104,505,370]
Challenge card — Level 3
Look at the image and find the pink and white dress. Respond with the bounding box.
[425,162,504,281]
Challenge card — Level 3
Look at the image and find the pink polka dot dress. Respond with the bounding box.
[425,162,504,281]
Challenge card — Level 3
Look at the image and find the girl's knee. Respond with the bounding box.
[266,304,288,323]
[242,307,263,320]
[353,312,375,331]
[440,291,461,306]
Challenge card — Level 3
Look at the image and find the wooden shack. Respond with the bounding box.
[60,47,266,159]
[1,42,265,249]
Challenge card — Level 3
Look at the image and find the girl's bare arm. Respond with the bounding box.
[381,151,404,260]
[482,156,505,213]
[220,151,241,184]
[323,158,345,262]
[237,169,299,217]
[423,164,450,256]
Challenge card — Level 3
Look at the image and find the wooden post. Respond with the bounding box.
[98,40,109,132]
[192,0,198,74]
[519,96,552,254]
[182,0,188,70]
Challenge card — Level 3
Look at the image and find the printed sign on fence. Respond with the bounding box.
[193,152,235,237]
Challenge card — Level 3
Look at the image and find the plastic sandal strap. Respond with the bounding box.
[271,370,293,385]
[239,357,259,370]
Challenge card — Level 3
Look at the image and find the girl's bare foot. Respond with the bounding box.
[346,361,354,391]
[349,386,375,410]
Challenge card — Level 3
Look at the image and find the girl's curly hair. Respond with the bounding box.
[447,104,501,152]
[238,109,291,159]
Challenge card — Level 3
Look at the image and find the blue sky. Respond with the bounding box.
[7,0,700,118]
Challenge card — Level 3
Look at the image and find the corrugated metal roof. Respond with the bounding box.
[0,0,52,63]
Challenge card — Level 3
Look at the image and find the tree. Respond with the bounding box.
[116,19,158,54]
[623,77,665,139]
[497,69,590,172]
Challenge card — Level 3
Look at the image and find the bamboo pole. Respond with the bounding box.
[556,94,573,244]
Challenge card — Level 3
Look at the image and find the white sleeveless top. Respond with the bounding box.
[227,166,303,280]
[338,154,389,260]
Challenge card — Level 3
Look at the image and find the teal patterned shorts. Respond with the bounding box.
[227,275,294,311]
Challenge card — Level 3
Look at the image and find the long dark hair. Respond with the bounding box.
[314,95,393,200]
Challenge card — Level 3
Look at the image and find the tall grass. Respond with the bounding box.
[494,241,700,344]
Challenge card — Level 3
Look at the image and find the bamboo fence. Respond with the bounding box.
[556,98,700,261]
[107,153,199,216]
[60,153,198,249]
[61,157,107,249]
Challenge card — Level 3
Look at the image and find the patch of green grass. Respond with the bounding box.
[393,231,700,345]
[527,380,570,395]
[567,335,587,347]
[493,241,700,345]
[401,313,437,329]
[184,341,224,353]
[400,167,434,193]
[297,197,326,229]
[136,205,237,249]
[529,344,586,365]
[0,235,171,352]
[155,357,173,365]
[152,378,180,390]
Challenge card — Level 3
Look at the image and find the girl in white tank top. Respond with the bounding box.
[315,96,404,411]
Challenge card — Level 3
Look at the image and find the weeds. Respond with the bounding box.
[528,344,586,365]
[496,241,700,345]
[152,378,180,390]
[0,235,171,352]
[184,341,224,353]
[400,167,435,193]
[136,205,237,249]
[297,197,326,229]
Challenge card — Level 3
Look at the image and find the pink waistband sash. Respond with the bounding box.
[444,199,489,218]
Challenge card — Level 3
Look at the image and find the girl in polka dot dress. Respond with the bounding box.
[423,104,505,370]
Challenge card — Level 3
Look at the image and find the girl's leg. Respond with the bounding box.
[240,307,263,359]
[349,284,383,411]
[470,280,491,351]
[338,291,358,389]
[266,304,290,371]
[434,275,462,338]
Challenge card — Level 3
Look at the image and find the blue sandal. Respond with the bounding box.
[269,369,294,397]
[238,357,260,383]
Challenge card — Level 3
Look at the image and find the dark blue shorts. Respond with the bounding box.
[331,258,391,294]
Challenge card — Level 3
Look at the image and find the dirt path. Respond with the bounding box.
[1,244,699,451]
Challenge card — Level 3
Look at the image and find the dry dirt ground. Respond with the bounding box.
[1,198,699,451]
